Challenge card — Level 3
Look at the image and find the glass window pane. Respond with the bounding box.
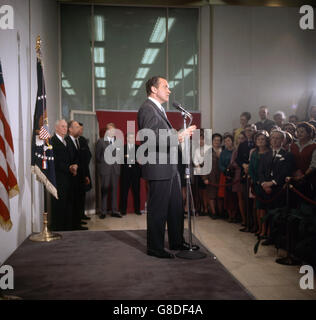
[61,5,92,119]
[168,8,199,111]
[93,6,166,110]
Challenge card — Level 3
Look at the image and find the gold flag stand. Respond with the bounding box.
[29,212,62,242]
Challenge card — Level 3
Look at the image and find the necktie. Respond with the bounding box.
[161,107,168,119]
[75,138,80,150]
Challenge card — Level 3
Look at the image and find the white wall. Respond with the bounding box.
[212,5,316,134]
[0,0,58,264]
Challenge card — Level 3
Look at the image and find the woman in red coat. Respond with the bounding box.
[290,122,316,202]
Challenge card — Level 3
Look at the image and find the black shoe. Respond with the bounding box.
[99,214,106,219]
[81,221,87,225]
[170,242,200,251]
[121,212,127,216]
[82,216,91,220]
[239,227,249,232]
[147,249,175,259]
[111,212,122,218]
[135,211,142,215]
[261,238,273,246]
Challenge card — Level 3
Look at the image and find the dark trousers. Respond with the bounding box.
[120,169,140,213]
[100,170,119,213]
[69,176,85,229]
[51,183,73,231]
[147,172,184,252]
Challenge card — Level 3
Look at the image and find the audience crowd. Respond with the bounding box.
[192,105,316,267]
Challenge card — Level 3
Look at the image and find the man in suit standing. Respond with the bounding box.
[96,122,122,219]
[258,129,294,245]
[120,132,141,216]
[50,119,75,231]
[255,106,275,133]
[259,130,293,199]
[137,76,196,259]
[65,120,89,230]
[78,122,92,222]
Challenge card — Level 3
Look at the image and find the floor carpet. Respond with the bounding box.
[4,230,254,300]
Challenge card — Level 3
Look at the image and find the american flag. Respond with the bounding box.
[0,60,19,231]
[39,124,50,140]
[31,57,58,200]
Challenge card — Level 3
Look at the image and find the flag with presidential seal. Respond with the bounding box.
[31,40,58,200]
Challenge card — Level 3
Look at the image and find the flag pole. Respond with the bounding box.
[29,36,61,242]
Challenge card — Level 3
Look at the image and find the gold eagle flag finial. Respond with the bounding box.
[36,35,42,59]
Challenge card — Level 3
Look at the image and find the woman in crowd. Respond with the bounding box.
[248,130,270,238]
[193,129,211,215]
[203,133,223,219]
[273,111,286,129]
[290,122,316,201]
[236,124,257,231]
[283,131,293,152]
[234,112,251,147]
[230,131,246,225]
[283,122,297,140]
[219,135,237,222]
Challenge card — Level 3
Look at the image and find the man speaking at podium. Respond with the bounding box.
[137,76,196,259]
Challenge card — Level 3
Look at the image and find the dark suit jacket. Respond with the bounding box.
[236,140,255,167]
[51,134,72,194]
[95,138,121,176]
[137,98,179,181]
[78,136,92,191]
[255,119,275,133]
[258,149,294,187]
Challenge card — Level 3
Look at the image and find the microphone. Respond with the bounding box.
[172,101,192,118]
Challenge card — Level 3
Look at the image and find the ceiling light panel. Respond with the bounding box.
[96,79,106,88]
[132,81,143,89]
[95,15,105,42]
[141,48,160,64]
[135,67,150,79]
[149,17,175,43]
[174,68,193,79]
[95,66,106,78]
[94,47,105,64]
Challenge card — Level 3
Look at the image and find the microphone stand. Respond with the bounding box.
[176,111,206,260]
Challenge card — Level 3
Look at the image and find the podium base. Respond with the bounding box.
[29,231,62,242]
[175,249,207,260]
[29,212,62,242]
